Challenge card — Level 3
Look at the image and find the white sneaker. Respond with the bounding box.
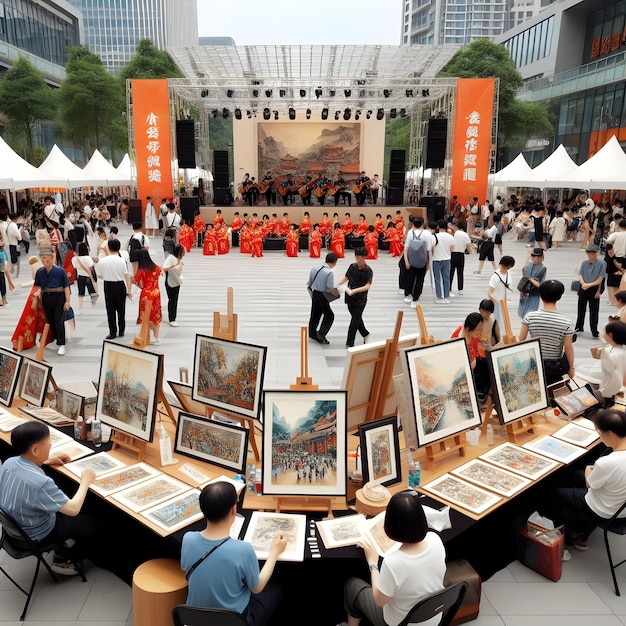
[51,559,80,576]
[57,345,66,356]
[435,298,445,303]
[150,339,161,346]
[169,321,178,327]
[458,290,464,295]
[403,296,412,303]
[443,298,451,303]
[448,293,456,298]
[410,300,418,308]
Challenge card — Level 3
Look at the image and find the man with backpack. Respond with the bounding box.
[127,222,149,273]
[403,216,435,307]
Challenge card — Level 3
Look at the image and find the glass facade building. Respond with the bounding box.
[65,0,198,73]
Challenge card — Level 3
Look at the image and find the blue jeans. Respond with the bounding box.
[432,259,451,299]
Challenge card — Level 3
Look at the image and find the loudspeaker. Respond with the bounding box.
[180,197,200,225]
[389,149,406,188]
[420,196,446,223]
[386,187,404,206]
[425,118,447,169]
[213,150,229,189]
[214,188,233,206]
[176,120,196,169]
[128,198,142,225]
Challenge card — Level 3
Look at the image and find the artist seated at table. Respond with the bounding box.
[0,421,97,575]
[339,491,446,626]
[540,408,626,550]
[181,482,287,626]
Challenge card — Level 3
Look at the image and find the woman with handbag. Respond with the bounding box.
[518,248,546,318]
[71,242,98,313]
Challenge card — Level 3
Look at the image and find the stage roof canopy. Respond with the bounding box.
[166,44,460,111]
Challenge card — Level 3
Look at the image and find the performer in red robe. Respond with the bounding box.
[373,213,385,236]
[251,227,264,257]
[330,223,345,259]
[203,224,217,255]
[178,220,194,253]
[364,226,378,260]
[286,225,299,257]
[213,209,224,228]
[230,212,243,233]
[385,223,403,257]
[216,224,230,255]
[193,211,205,247]
[318,212,331,238]
[267,214,280,237]
[279,213,290,236]
[341,213,354,237]
[239,224,252,254]
[298,211,312,235]
[309,226,322,258]
[354,214,369,238]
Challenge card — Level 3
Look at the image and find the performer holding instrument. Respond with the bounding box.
[354,171,372,206]
[331,177,352,207]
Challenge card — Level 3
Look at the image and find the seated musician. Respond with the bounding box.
[369,174,380,205]
[299,211,312,236]
[279,178,295,206]
[333,176,352,207]
[261,171,275,206]
[181,482,287,626]
[268,213,280,237]
[342,213,354,237]
[279,213,290,236]
[316,176,331,205]
[286,224,299,257]
[247,178,259,207]
[300,176,313,206]
[364,225,378,260]
[355,171,370,206]
[309,224,322,258]
[330,222,345,259]
[240,173,251,204]
[354,214,369,238]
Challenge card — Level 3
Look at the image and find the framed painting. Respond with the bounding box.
[51,439,93,462]
[0,414,26,432]
[174,411,249,473]
[486,339,548,424]
[168,380,211,416]
[524,436,588,464]
[0,347,22,406]
[19,358,52,407]
[553,386,599,417]
[262,390,347,497]
[64,452,127,478]
[141,489,203,534]
[95,341,162,443]
[450,458,531,498]
[111,475,190,513]
[90,462,162,497]
[316,514,366,549]
[420,474,502,515]
[402,338,481,447]
[552,423,599,448]
[192,335,266,420]
[480,442,559,480]
[55,388,84,421]
[243,511,307,562]
[358,416,401,487]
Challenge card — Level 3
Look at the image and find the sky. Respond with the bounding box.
[197,0,402,46]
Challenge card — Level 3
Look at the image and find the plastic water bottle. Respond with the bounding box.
[407,452,421,488]
[246,464,256,493]
[92,418,102,447]
[74,415,86,441]
[487,423,494,446]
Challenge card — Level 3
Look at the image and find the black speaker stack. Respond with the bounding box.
[213,150,232,206]
[425,118,447,169]
[387,149,406,206]
[420,196,447,224]
[176,120,196,169]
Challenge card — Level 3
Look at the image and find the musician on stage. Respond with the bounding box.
[230,211,243,247]
[374,213,385,236]
[315,176,332,205]
[247,177,259,207]
[333,176,352,207]
[300,175,313,206]
[240,173,251,204]
[261,171,275,206]
[268,213,280,237]
[279,177,296,206]
[299,211,312,236]
[354,214,369,238]
[319,212,331,239]
[369,174,380,205]
[354,171,370,206]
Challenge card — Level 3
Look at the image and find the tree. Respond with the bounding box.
[118,38,184,82]
[58,46,126,164]
[0,57,57,163]
[437,39,553,148]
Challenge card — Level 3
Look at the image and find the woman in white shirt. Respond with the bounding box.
[71,242,98,313]
[162,244,185,327]
[599,321,626,401]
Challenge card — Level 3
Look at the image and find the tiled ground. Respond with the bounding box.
[0,222,624,624]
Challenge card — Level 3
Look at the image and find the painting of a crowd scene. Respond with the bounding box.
[192,335,266,420]
[0,347,22,406]
[487,339,548,424]
[262,390,347,496]
[96,341,162,442]
[19,358,52,407]
[358,416,401,487]
[402,339,481,447]
[174,411,249,473]
[142,489,203,534]
[420,474,502,515]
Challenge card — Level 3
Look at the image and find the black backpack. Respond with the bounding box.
[128,234,145,262]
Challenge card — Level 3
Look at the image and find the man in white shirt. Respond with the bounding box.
[4,214,22,277]
[403,216,436,307]
[431,220,455,303]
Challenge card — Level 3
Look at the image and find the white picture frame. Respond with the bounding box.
[480,442,559,480]
[316,514,367,550]
[523,436,588,464]
[64,452,127,478]
[450,458,532,498]
[141,489,203,533]
[243,511,306,562]
[420,474,502,515]
[111,475,190,513]
[552,423,600,448]
[90,462,162,497]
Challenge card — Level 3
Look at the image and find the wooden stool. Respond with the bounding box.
[132,558,187,626]
[355,488,390,517]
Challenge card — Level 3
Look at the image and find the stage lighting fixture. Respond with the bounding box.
[265,89,272,98]
[279,89,286,97]
[289,107,296,120]
[246,110,252,118]
[306,109,311,119]
[344,89,351,97]
[263,108,271,120]
[335,111,340,120]
[252,89,259,98]
[212,109,219,118]
[357,80,365,85]
[355,110,361,121]
[406,89,413,97]
[383,89,391,98]
[273,110,279,120]
[300,89,306,97]
[422,89,430,97]
[321,108,329,120]
[329,89,336,97]
[222,108,229,119]
[366,110,372,119]
[343,108,351,120]
[315,88,323,99]
[226,89,233,98]
[376,108,384,120]
[234,108,242,119]
[200,89,209,98]
[389,108,397,119]
[400,108,407,118]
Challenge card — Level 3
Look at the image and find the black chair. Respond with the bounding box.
[397,581,468,626]
[0,506,87,620]
[172,604,248,626]
[599,500,626,596]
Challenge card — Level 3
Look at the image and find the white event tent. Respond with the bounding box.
[502,144,578,188]
[0,136,66,190]
[83,149,132,186]
[491,153,532,185]
[115,154,134,183]
[38,145,107,187]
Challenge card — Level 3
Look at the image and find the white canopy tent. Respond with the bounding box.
[38,145,107,187]
[506,145,579,188]
[115,153,134,182]
[0,136,66,190]
[490,153,533,185]
[83,149,132,186]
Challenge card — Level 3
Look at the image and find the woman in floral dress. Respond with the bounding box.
[132,249,163,345]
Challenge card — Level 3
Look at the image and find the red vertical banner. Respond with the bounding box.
[450,78,495,206]
[132,79,173,216]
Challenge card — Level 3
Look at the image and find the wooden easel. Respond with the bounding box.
[416,305,435,345]
[213,287,238,341]
[291,326,318,390]
[35,323,51,362]
[131,301,152,349]
[111,430,147,461]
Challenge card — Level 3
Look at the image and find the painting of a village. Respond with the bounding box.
[262,391,347,496]
[193,336,266,420]
[0,348,20,406]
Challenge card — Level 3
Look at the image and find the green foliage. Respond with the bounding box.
[0,57,57,163]
[437,39,552,148]
[118,39,184,82]
[383,117,410,179]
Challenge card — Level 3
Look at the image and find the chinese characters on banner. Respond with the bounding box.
[450,78,495,206]
[132,79,173,218]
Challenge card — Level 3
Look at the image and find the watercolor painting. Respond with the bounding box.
[451,459,531,497]
[243,511,306,562]
[317,514,366,549]
[480,442,559,480]
[420,474,501,515]
[112,475,189,512]
[359,416,401,487]
[19,358,52,407]
[64,452,126,478]
[552,423,599,448]
[524,436,588,464]
[90,462,161,496]
[0,347,22,406]
[141,489,203,533]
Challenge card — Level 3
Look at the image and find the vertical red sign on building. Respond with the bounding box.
[450,78,496,206]
[132,79,173,214]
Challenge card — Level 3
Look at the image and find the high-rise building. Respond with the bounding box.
[65,0,198,73]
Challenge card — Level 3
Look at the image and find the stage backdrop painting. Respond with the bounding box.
[132,79,173,213]
[450,78,496,206]
[258,123,360,178]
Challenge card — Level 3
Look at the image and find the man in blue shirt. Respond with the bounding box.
[34,248,71,355]
[575,244,607,338]
[181,482,286,626]
[0,421,96,575]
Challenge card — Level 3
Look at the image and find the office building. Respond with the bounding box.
[65,0,198,73]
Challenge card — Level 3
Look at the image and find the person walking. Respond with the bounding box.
[487,255,515,331]
[576,243,607,337]
[144,196,158,236]
[96,238,131,340]
[450,222,472,295]
[517,248,546,319]
[162,244,185,327]
[403,216,435,308]
[431,220,455,303]
[307,252,339,345]
[132,249,163,346]
[337,247,372,347]
[71,242,98,314]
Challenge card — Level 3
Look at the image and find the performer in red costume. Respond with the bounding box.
[178,219,194,253]
[203,224,217,255]
[354,214,369,238]
[309,224,322,258]
[286,224,299,257]
[330,223,345,259]
[216,223,230,255]
[298,211,312,235]
[385,221,403,257]
[318,212,331,238]
[341,213,354,237]
[373,213,385,236]
[279,213,290,236]
[239,223,251,254]
[251,226,264,258]
[364,225,379,260]
[193,210,205,247]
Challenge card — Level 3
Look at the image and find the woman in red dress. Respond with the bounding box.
[385,222,404,257]
[11,257,49,351]
[298,211,312,235]
[251,226,264,258]
[216,223,230,255]
[364,225,378,260]
[178,219,194,253]
[203,224,217,255]
[286,224,299,257]
[330,223,345,259]
[309,225,322,258]
[193,211,205,247]
[239,224,252,254]
[132,249,163,345]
